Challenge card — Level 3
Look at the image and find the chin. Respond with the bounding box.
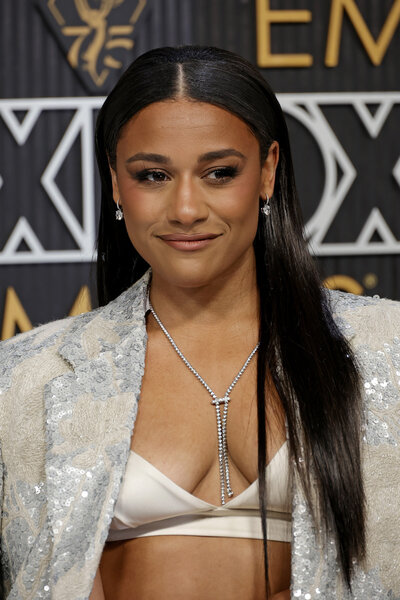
[151,262,224,290]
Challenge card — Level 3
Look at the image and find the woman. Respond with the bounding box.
[0,46,399,600]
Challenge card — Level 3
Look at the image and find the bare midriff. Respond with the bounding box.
[100,536,291,599]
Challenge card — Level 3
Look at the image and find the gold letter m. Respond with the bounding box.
[326,0,400,67]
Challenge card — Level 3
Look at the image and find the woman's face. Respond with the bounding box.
[110,99,278,289]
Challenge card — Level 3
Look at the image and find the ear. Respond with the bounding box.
[109,163,120,206]
[260,141,279,198]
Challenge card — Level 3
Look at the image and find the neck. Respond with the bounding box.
[148,251,259,337]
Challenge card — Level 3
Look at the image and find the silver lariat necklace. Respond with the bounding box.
[148,299,259,505]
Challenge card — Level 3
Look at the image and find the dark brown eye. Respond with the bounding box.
[134,169,169,183]
[206,166,239,181]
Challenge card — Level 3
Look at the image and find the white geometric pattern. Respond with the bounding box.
[40,104,96,256]
[353,98,394,139]
[2,216,44,257]
[279,92,400,256]
[0,97,101,263]
[0,93,399,264]
[393,155,400,189]
[1,105,42,145]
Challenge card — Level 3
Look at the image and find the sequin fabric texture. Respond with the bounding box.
[0,272,399,599]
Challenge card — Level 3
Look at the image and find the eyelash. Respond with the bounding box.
[132,166,239,185]
[206,166,239,182]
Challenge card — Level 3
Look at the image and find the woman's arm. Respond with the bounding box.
[89,566,105,600]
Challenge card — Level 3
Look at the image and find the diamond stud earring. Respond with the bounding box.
[115,198,124,221]
[261,194,271,217]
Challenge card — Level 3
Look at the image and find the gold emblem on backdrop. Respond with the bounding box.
[1,286,92,341]
[38,0,148,91]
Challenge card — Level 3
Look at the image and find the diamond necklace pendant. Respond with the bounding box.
[212,396,234,502]
[148,298,259,505]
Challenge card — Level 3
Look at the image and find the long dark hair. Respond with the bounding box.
[95,46,365,591]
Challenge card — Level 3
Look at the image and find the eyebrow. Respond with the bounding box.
[126,152,171,165]
[125,148,246,165]
[197,149,246,162]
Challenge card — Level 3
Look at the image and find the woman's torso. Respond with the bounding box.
[99,316,291,599]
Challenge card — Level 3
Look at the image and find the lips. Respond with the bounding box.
[158,233,220,241]
[157,233,220,251]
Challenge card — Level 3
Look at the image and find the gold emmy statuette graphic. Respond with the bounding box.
[44,0,147,89]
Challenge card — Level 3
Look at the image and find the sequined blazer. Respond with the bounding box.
[0,270,400,600]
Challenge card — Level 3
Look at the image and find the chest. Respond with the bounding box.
[130,330,286,505]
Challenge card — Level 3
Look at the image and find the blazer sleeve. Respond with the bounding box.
[0,438,4,600]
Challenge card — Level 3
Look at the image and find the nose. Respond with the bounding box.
[166,177,208,226]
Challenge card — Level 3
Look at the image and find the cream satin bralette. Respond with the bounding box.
[107,441,291,542]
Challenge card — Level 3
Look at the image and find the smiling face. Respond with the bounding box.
[110,99,278,290]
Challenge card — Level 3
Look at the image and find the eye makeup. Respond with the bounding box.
[131,169,169,184]
[128,164,241,186]
[203,165,240,182]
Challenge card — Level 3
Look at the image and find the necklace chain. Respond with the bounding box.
[148,299,259,505]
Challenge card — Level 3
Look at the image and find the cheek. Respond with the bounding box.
[215,178,260,225]
[225,179,261,247]
[116,190,156,253]
[122,212,155,265]
[119,182,161,226]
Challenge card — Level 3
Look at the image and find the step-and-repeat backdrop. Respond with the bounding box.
[1,0,399,338]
